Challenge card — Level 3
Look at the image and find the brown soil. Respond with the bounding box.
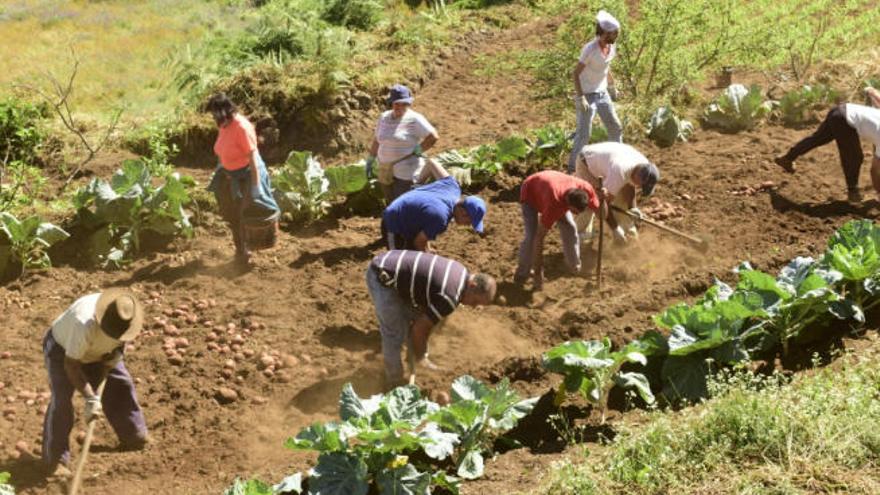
[2,15,880,495]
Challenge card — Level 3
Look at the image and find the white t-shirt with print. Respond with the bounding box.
[51,293,122,363]
[578,142,649,195]
[845,104,880,158]
[577,38,615,94]
[375,109,437,181]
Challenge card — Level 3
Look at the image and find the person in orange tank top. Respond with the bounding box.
[206,93,279,266]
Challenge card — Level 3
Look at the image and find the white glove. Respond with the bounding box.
[629,207,644,221]
[84,396,103,422]
[579,95,589,111]
[612,225,627,244]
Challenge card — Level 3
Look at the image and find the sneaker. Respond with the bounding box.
[45,462,72,479]
[119,433,153,451]
[773,156,795,173]
[847,189,864,204]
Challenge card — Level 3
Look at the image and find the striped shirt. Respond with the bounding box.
[371,250,469,323]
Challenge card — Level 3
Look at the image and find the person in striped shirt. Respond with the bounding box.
[366,250,497,387]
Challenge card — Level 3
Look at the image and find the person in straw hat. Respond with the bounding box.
[40,289,149,478]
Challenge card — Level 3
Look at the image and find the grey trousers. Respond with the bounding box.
[567,91,623,173]
[515,203,581,280]
[366,266,416,384]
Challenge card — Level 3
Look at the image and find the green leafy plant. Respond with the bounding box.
[435,136,529,184]
[527,124,571,169]
[0,472,13,495]
[646,106,694,147]
[734,258,858,355]
[73,159,194,268]
[777,84,838,127]
[542,338,656,424]
[0,97,44,165]
[821,219,880,315]
[654,284,767,403]
[272,151,370,222]
[270,376,536,493]
[702,84,774,132]
[322,0,383,30]
[0,212,69,279]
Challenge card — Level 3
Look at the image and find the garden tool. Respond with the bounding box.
[610,204,709,251]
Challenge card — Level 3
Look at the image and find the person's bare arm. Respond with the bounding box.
[248,150,261,189]
[410,314,435,360]
[867,87,880,108]
[420,133,438,152]
[412,232,430,252]
[64,357,99,400]
[416,157,450,183]
[370,137,380,156]
[573,62,586,96]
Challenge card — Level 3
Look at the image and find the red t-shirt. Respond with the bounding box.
[214,114,258,171]
[520,171,599,229]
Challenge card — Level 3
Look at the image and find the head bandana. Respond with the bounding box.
[596,10,620,32]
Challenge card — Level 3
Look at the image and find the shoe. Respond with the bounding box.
[45,462,72,479]
[119,433,153,451]
[847,189,864,204]
[513,274,529,286]
[773,156,795,173]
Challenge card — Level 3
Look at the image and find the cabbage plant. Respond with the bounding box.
[702,84,773,132]
[0,212,69,278]
[646,106,694,147]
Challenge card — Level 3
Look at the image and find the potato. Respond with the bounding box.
[226,322,237,332]
[0,352,11,360]
[434,391,451,406]
[242,348,255,358]
[205,333,217,343]
[231,335,245,345]
[274,371,290,383]
[259,355,276,369]
[262,369,275,378]
[223,359,236,369]
[220,368,233,379]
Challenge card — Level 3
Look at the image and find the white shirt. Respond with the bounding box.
[577,38,615,94]
[845,104,880,158]
[578,142,649,195]
[375,109,437,181]
[51,293,122,363]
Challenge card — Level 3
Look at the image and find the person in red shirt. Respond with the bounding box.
[515,170,616,289]
[206,93,279,266]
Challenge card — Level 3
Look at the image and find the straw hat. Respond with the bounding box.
[94,289,143,342]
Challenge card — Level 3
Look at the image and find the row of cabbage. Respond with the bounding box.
[224,376,538,495]
[543,219,880,418]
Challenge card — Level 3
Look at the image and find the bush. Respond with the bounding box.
[322,0,383,30]
[777,84,838,127]
[0,97,44,165]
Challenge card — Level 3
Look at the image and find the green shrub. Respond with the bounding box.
[778,84,838,127]
[0,97,44,165]
[0,212,69,279]
[322,0,383,30]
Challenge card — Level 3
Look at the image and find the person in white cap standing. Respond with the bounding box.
[568,9,624,174]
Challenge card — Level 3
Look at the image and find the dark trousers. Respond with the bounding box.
[215,173,249,255]
[380,218,417,251]
[784,105,864,190]
[41,331,147,468]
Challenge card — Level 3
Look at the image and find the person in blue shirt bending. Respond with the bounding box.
[381,159,487,251]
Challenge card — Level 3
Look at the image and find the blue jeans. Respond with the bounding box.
[567,91,623,173]
[514,203,581,280]
[366,267,416,384]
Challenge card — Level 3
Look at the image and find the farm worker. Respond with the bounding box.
[381,158,487,251]
[774,87,880,203]
[206,92,280,266]
[515,171,611,290]
[41,290,149,478]
[574,142,660,242]
[567,9,624,173]
[366,250,496,388]
[366,84,440,203]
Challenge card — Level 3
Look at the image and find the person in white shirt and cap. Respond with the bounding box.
[574,141,660,244]
[40,289,150,478]
[774,87,880,203]
[568,9,624,174]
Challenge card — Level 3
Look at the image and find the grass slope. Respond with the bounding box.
[542,336,880,494]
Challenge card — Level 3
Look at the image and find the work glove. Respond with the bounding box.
[628,207,644,222]
[84,396,103,422]
[608,86,619,101]
[612,225,627,244]
[579,95,589,111]
[365,155,377,178]
[413,144,424,157]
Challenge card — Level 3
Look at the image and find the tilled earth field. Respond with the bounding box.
[1,120,878,493]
